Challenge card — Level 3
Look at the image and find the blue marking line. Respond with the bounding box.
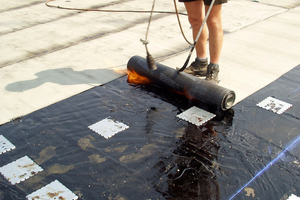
[293,86,300,93]
[288,86,300,97]
[229,134,300,200]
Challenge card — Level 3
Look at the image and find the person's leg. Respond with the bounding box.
[205,4,223,83]
[184,0,208,59]
[183,0,208,76]
[205,4,223,65]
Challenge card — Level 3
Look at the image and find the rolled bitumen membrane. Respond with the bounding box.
[127,55,236,111]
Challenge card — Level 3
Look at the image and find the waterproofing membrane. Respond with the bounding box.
[0,64,299,199]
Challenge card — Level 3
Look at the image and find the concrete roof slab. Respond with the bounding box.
[222,0,286,33]
[0,0,183,68]
[247,0,300,9]
[0,0,44,12]
[0,4,76,35]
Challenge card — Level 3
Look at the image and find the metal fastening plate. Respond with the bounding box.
[88,117,129,139]
[287,194,300,200]
[26,180,78,200]
[0,156,43,185]
[177,106,216,126]
[257,96,292,114]
[0,135,16,154]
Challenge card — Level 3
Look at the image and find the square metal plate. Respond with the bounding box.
[26,180,78,200]
[257,96,292,114]
[287,194,300,200]
[88,117,129,139]
[0,156,43,185]
[177,106,216,126]
[0,135,16,154]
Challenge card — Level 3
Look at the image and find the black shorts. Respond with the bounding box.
[178,0,227,6]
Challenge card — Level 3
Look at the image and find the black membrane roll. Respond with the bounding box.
[127,55,235,110]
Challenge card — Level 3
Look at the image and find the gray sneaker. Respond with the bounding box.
[206,64,219,84]
[183,58,208,77]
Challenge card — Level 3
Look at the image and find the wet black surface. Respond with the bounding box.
[0,65,299,200]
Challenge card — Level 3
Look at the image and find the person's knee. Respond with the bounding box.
[188,15,204,28]
[206,5,222,30]
[206,16,222,31]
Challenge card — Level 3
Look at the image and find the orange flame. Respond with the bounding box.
[127,69,151,85]
[124,69,195,101]
[173,88,195,101]
[112,68,151,85]
[112,67,127,75]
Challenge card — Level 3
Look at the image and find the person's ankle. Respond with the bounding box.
[209,62,219,67]
[196,57,208,63]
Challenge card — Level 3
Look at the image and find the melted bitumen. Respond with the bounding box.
[0,65,299,200]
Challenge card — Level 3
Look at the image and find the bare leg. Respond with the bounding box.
[205,4,223,64]
[184,1,208,59]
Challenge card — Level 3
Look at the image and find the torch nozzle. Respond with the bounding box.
[146,50,157,71]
